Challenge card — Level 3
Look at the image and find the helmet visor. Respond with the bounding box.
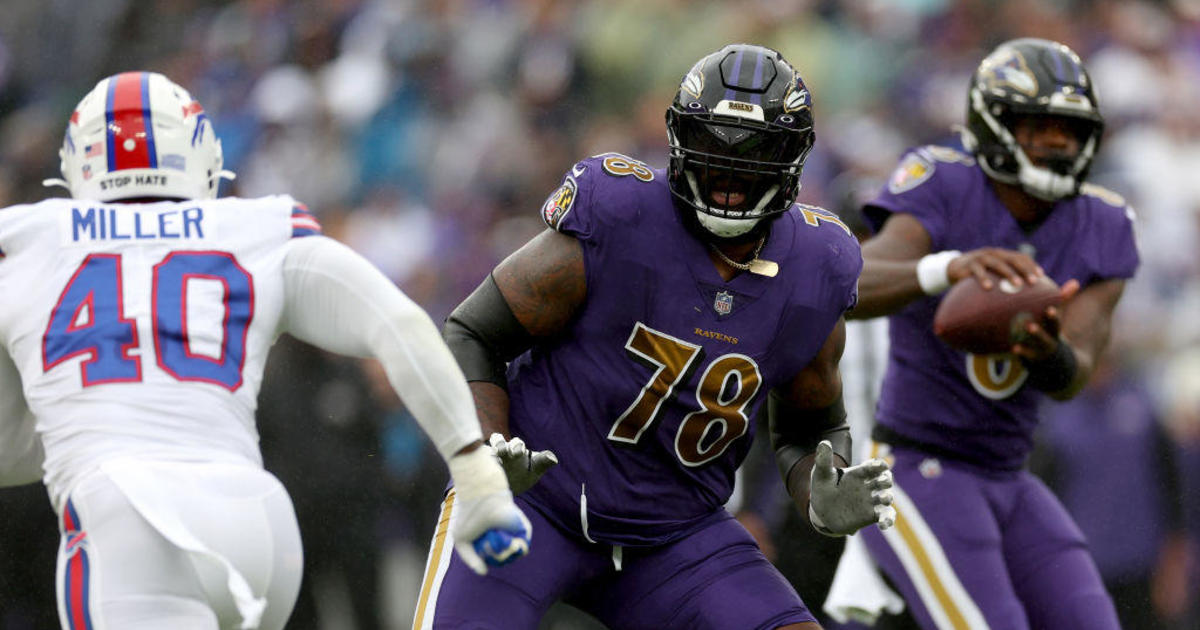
[681,117,805,165]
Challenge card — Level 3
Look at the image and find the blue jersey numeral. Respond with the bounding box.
[152,251,254,390]
[43,254,141,385]
[43,251,254,391]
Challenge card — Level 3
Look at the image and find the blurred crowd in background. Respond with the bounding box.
[2,0,1200,628]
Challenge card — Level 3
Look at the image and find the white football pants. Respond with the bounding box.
[55,459,303,630]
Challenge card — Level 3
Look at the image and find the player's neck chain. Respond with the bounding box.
[710,236,764,270]
[710,237,779,277]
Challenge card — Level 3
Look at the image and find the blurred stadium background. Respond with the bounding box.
[0,0,1198,628]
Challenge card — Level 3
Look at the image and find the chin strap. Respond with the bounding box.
[685,170,778,238]
[1013,148,1077,200]
[695,211,761,238]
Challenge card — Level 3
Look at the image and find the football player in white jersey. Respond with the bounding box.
[0,71,531,630]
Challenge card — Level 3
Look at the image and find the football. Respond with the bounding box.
[933,273,1062,354]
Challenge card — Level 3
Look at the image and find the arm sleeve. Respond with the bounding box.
[0,346,43,487]
[280,236,482,459]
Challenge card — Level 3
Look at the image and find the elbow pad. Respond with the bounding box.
[443,273,535,389]
[768,390,852,492]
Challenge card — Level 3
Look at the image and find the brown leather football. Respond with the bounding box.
[933,273,1062,354]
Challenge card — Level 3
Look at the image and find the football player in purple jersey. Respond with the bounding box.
[411,44,895,630]
[848,38,1138,629]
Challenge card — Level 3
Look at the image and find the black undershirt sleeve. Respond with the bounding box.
[442,273,535,389]
[768,389,853,497]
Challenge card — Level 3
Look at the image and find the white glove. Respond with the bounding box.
[808,440,896,537]
[487,433,559,495]
[448,447,533,575]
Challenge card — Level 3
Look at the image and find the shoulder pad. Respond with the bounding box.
[794,203,854,239]
[592,152,656,183]
[887,145,974,196]
[1079,183,1127,208]
[541,153,662,233]
[541,173,581,231]
[917,145,975,165]
[290,202,322,238]
[887,151,935,195]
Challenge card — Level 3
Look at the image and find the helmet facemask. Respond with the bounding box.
[666,45,816,240]
[961,38,1104,202]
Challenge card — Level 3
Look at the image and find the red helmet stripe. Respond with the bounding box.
[106,72,157,172]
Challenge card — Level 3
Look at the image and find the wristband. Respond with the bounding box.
[1020,339,1078,392]
[449,446,509,500]
[916,250,962,295]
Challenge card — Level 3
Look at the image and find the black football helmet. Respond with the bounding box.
[962,38,1104,201]
[666,44,815,240]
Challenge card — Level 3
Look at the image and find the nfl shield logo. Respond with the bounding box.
[714,291,733,315]
[919,458,942,479]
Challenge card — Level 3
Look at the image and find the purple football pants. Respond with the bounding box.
[413,493,816,630]
[858,442,1119,630]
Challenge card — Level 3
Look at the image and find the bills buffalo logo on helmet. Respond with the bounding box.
[978,48,1038,96]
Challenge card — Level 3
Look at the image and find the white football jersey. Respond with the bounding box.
[0,194,321,508]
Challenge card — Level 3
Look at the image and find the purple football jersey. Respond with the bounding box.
[510,153,862,546]
[865,145,1140,471]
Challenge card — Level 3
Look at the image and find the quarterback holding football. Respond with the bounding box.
[847,38,1138,629]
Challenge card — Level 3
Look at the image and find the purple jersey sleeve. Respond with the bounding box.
[1076,186,1139,282]
[541,159,596,238]
[800,203,862,314]
[864,146,969,247]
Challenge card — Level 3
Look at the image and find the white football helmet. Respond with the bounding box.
[47,71,234,201]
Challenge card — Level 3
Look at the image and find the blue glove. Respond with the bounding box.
[470,513,530,567]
